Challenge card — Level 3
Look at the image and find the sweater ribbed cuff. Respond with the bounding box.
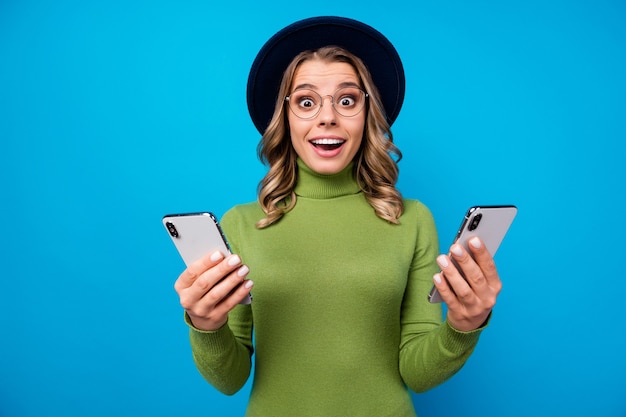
[184,312,234,356]
[439,319,487,354]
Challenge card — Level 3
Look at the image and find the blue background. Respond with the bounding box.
[2,0,625,416]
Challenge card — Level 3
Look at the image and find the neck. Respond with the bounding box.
[294,159,361,199]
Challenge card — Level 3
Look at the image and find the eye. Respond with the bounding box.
[298,97,316,109]
[337,95,356,107]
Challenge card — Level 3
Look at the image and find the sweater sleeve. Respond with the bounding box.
[185,208,254,395]
[398,201,484,392]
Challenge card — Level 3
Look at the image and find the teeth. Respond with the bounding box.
[311,138,344,145]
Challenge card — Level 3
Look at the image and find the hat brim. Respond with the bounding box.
[247,16,405,134]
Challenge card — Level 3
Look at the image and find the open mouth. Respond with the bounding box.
[310,138,345,151]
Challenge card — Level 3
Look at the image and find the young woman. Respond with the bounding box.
[174,17,501,417]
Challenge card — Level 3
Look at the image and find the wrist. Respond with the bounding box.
[185,312,227,332]
[446,311,491,333]
[446,311,492,332]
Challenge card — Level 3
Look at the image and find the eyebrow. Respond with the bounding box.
[292,81,362,91]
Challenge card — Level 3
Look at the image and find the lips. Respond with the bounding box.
[310,138,346,151]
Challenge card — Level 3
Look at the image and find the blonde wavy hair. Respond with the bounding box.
[256,46,403,228]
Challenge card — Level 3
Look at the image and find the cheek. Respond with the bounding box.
[349,118,366,143]
[287,119,307,156]
[348,120,365,157]
[287,114,305,139]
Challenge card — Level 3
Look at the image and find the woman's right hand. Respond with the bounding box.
[174,250,253,331]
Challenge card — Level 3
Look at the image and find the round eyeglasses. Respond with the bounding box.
[285,87,368,119]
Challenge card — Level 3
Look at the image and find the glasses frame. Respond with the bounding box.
[285,87,369,120]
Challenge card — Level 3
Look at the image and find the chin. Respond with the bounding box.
[308,160,350,175]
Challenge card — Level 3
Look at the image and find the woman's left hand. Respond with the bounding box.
[432,236,502,332]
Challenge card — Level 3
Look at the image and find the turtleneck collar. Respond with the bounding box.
[294,158,362,199]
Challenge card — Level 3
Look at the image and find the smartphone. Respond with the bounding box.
[162,212,252,304]
[428,205,517,303]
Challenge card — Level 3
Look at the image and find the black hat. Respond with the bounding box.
[246,16,405,134]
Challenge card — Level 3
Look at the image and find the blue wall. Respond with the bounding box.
[2,1,624,416]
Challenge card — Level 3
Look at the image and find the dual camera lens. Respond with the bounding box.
[468,213,483,231]
[165,222,179,238]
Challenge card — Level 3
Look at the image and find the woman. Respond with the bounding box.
[174,16,500,416]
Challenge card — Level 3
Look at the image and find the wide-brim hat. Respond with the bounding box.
[247,16,405,134]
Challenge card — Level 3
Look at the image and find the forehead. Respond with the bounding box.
[291,59,359,90]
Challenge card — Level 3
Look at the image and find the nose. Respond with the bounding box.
[317,95,337,125]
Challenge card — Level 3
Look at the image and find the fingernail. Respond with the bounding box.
[433,273,442,284]
[210,251,224,262]
[451,244,463,257]
[470,237,482,249]
[237,265,249,277]
[228,255,241,266]
[437,255,449,268]
[244,280,254,289]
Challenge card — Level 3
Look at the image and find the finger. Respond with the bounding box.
[432,272,462,309]
[189,265,252,318]
[436,254,476,303]
[466,237,501,291]
[202,263,250,305]
[212,275,254,311]
[183,254,244,304]
[174,250,225,292]
[183,269,253,332]
[449,243,488,291]
[453,238,501,308]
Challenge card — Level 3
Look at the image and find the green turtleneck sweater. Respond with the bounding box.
[186,159,483,416]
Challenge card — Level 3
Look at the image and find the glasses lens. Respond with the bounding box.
[286,88,367,119]
[333,87,365,117]
[288,89,321,119]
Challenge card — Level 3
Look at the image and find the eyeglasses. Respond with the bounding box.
[285,87,368,119]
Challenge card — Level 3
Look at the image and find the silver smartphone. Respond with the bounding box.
[428,205,517,303]
[162,212,252,304]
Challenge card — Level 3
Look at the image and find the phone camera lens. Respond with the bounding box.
[166,222,179,238]
[468,213,482,231]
